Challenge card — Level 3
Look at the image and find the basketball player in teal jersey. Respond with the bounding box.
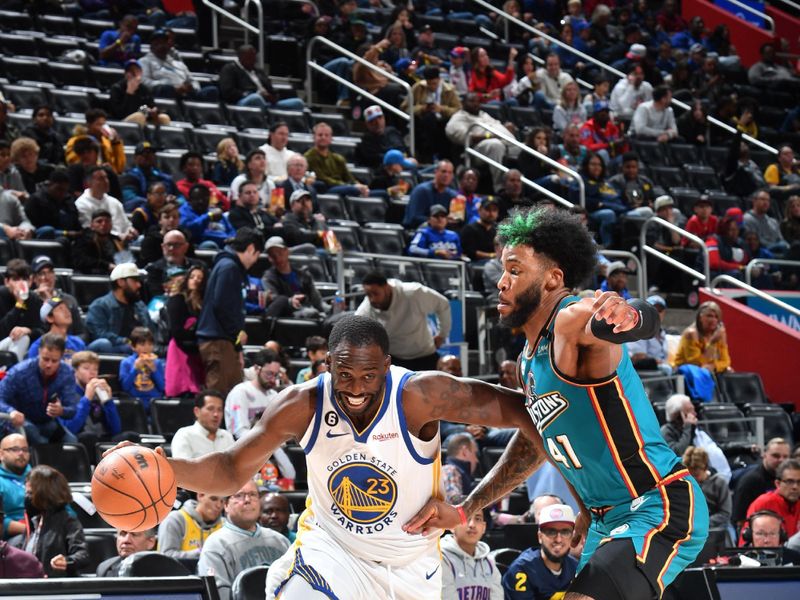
[405,208,709,600]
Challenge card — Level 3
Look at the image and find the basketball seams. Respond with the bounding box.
[92,476,149,531]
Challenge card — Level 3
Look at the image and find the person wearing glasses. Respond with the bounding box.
[502,504,579,599]
[170,390,234,460]
[198,478,290,600]
[743,459,800,542]
[0,433,30,540]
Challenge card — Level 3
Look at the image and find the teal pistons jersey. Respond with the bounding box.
[519,296,682,508]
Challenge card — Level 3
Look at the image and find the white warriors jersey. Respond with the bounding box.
[297,365,444,567]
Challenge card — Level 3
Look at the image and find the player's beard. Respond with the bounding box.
[541,544,567,564]
[499,282,542,329]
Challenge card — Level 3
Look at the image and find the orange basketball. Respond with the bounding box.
[91,446,177,532]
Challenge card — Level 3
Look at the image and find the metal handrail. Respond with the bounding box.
[771,0,800,11]
[293,0,320,17]
[332,250,466,336]
[306,36,414,155]
[464,121,585,207]
[639,373,686,395]
[639,216,711,286]
[202,0,264,69]
[600,250,645,298]
[710,274,800,319]
[744,258,800,286]
[721,0,776,32]
[476,0,778,155]
[466,147,573,208]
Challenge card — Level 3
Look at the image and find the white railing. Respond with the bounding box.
[305,36,415,155]
[601,249,645,298]
[639,216,711,285]
[710,274,800,319]
[202,0,264,69]
[744,258,800,287]
[720,0,776,32]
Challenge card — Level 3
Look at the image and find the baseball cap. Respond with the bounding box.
[163,266,187,282]
[538,504,576,527]
[290,189,312,204]
[40,297,66,324]
[135,141,155,155]
[91,208,112,220]
[654,195,674,211]
[593,100,610,113]
[394,57,414,72]
[725,207,744,225]
[647,294,667,309]
[694,194,712,206]
[626,43,647,60]
[383,149,415,169]
[481,197,499,208]
[689,42,706,54]
[364,105,384,122]
[265,236,287,251]
[32,255,54,274]
[420,24,433,33]
[450,46,468,58]
[124,59,142,72]
[151,28,170,40]
[110,263,144,281]
[607,260,630,275]
[429,204,448,217]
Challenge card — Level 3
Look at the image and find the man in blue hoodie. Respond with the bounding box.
[197,227,263,397]
[0,333,79,444]
[408,203,463,260]
[0,432,31,539]
[179,183,236,249]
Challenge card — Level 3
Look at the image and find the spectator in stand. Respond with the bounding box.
[748,42,800,89]
[683,195,717,248]
[572,152,627,247]
[24,170,81,241]
[356,271,451,371]
[65,109,126,175]
[179,183,235,249]
[0,189,34,243]
[672,299,731,396]
[354,41,406,106]
[198,479,290,600]
[12,137,53,196]
[27,297,85,360]
[469,47,518,104]
[583,74,611,116]
[370,150,414,198]
[72,209,126,275]
[260,493,295,543]
[404,160,457,228]
[579,101,627,167]
[683,446,732,532]
[86,263,153,355]
[671,16,708,51]
[744,190,789,254]
[281,189,326,249]
[0,259,43,362]
[678,100,710,147]
[553,81,587,134]
[0,333,78,444]
[228,180,279,240]
[109,60,170,128]
[441,433,480,503]
[259,123,293,180]
[599,261,632,299]
[0,101,17,144]
[498,359,519,390]
[197,228,263,395]
[31,256,84,335]
[278,154,317,210]
[497,169,535,220]
[663,394,731,482]
[723,132,767,198]
[410,24,450,66]
[555,124,589,174]
[165,265,206,398]
[645,196,682,258]
[502,504,578,600]
[305,122,369,197]
[262,236,327,319]
[98,15,141,67]
[140,202,183,266]
[764,146,800,195]
[225,348,282,439]
[782,195,800,245]
[75,167,137,240]
[229,149,275,209]
[121,142,176,212]
[627,294,671,374]
[535,53,575,106]
[171,390,235,459]
[657,0,688,33]
[460,198,499,263]
[0,140,23,193]
[21,465,89,578]
[630,86,678,142]
[513,54,552,111]
[518,127,556,184]
[608,151,655,211]
[745,459,800,540]
[119,327,165,413]
[130,182,170,238]
[96,529,157,577]
[733,439,791,527]
[158,492,224,559]
[219,45,304,111]
[446,93,517,192]
[408,204,463,260]
[65,137,122,201]
[706,215,750,280]
[212,138,243,187]
[451,167,485,228]
[448,46,471,96]
[21,105,64,166]
[139,29,218,100]
[0,433,30,540]
[355,105,411,171]
[295,336,328,384]
[175,152,228,210]
[609,64,653,121]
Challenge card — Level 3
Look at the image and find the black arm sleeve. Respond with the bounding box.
[590,298,661,344]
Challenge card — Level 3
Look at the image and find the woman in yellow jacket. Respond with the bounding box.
[672,300,732,374]
[64,108,126,174]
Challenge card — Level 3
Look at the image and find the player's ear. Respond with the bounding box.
[545,266,564,290]
[384,354,391,372]
[325,352,331,368]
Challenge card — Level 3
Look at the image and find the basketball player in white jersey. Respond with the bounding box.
[107,315,547,599]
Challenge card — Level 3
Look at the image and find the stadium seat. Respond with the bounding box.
[17,240,68,268]
[376,259,424,284]
[119,551,191,577]
[113,397,149,435]
[328,224,362,252]
[667,143,702,167]
[310,112,348,137]
[717,372,768,405]
[1,56,47,83]
[509,106,541,129]
[341,256,375,287]
[49,88,92,115]
[640,375,677,404]
[361,228,406,255]
[89,65,124,89]
[77,19,114,40]
[81,530,117,575]
[697,404,750,446]
[150,398,195,437]
[650,166,684,190]
[0,350,17,370]
[289,254,331,282]
[107,120,142,146]
[39,36,81,59]
[0,9,34,30]
[71,275,112,310]
[152,98,185,122]
[669,187,702,216]
[182,101,227,126]
[53,116,84,140]
[232,566,270,600]
[30,443,92,483]
[278,490,309,514]
[346,197,387,224]
[150,125,192,152]
[422,262,464,293]
[268,109,310,134]
[270,319,325,351]
[227,105,266,130]
[490,548,522,574]
[244,316,271,346]
[0,32,38,56]
[156,151,185,176]
[651,401,667,425]
[743,403,794,445]
[317,194,350,221]
[331,140,357,162]
[237,131,266,153]
[1,84,48,108]
[48,62,89,87]
[684,164,722,192]
[193,127,235,154]
[178,51,208,73]
[632,140,670,167]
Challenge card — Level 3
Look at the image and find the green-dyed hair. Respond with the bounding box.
[497,207,597,289]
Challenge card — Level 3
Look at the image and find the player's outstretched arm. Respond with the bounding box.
[563,290,661,347]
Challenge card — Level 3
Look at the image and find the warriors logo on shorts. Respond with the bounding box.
[328,462,398,525]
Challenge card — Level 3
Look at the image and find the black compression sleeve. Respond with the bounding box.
[590,298,661,344]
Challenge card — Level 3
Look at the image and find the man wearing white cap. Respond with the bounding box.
[502,504,578,599]
[354,105,409,170]
[85,263,153,355]
[599,261,632,299]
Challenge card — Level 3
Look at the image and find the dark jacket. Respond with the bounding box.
[144,256,204,300]
[280,212,325,247]
[278,178,317,210]
[0,540,44,578]
[167,293,201,354]
[659,420,695,456]
[108,77,157,121]
[121,166,176,209]
[218,61,276,105]
[228,205,279,240]
[72,232,123,275]
[85,291,154,346]
[24,506,89,577]
[197,249,248,343]
[21,126,64,166]
[354,127,408,170]
[459,222,496,261]
[262,267,324,312]
[0,358,79,424]
[96,555,123,577]
[732,462,777,524]
[24,189,82,234]
[0,287,44,341]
